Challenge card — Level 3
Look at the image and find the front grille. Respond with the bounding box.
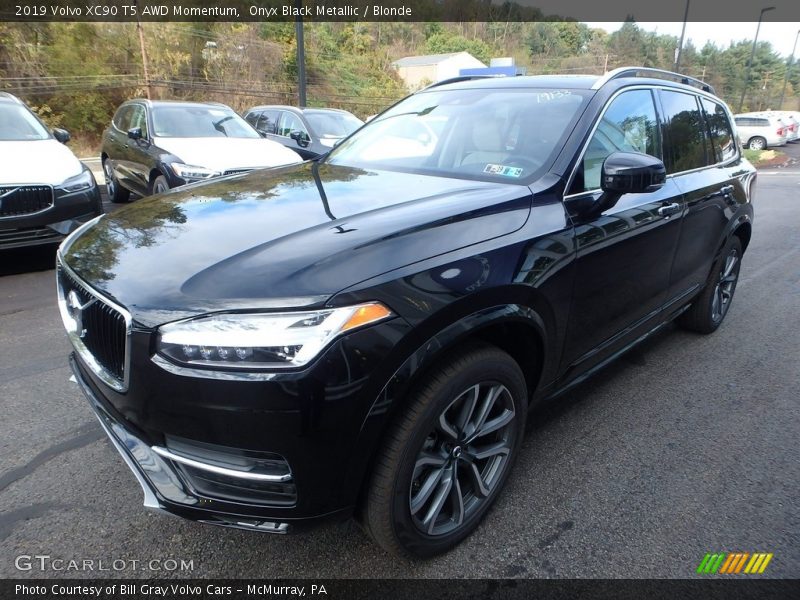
[223,168,254,176]
[0,185,53,217]
[58,263,128,386]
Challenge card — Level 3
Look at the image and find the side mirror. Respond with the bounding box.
[290,130,310,147]
[127,127,143,140]
[594,151,666,213]
[53,128,71,144]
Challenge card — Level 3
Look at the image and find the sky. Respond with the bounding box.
[584,22,800,59]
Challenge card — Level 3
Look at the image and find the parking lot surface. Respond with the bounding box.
[1,156,798,579]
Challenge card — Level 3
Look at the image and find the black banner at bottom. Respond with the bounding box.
[3,579,800,600]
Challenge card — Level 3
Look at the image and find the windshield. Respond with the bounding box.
[151,105,260,138]
[305,111,363,138]
[326,87,590,182]
[0,103,51,141]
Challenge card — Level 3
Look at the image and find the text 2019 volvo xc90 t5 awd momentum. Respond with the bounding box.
[58,68,755,557]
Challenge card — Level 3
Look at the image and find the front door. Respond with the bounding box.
[561,88,685,380]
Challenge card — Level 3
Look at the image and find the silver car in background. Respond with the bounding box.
[734,113,787,150]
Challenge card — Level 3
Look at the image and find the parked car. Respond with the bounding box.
[763,111,799,142]
[243,105,363,159]
[734,113,788,150]
[0,92,101,249]
[58,67,755,558]
[100,100,302,202]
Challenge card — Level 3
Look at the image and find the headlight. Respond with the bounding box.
[156,302,392,370]
[59,169,95,193]
[170,163,220,181]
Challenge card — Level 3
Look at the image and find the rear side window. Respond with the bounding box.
[701,98,737,164]
[569,89,660,194]
[659,90,708,173]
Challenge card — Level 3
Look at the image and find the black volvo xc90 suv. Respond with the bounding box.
[57,68,755,557]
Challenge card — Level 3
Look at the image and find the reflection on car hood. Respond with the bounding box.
[61,162,532,326]
[0,139,83,185]
[153,136,302,171]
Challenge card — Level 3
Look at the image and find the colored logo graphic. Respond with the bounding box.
[697,552,773,574]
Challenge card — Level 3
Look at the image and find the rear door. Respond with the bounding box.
[560,87,685,379]
[661,91,743,305]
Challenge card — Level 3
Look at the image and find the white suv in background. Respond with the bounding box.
[734,113,788,150]
[0,92,102,249]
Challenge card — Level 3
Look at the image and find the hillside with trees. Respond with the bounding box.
[1,20,797,152]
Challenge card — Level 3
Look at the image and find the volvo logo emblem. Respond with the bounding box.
[67,290,95,339]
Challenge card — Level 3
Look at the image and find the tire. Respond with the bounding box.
[747,136,767,151]
[360,343,527,558]
[678,236,743,334]
[150,175,170,195]
[103,158,130,203]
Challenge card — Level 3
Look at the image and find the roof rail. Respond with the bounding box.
[592,67,715,95]
[423,75,501,90]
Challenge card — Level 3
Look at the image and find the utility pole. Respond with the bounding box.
[778,29,800,109]
[295,0,306,107]
[135,1,151,99]
[738,6,776,113]
[674,0,691,72]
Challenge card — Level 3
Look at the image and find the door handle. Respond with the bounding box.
[657,202,681,217]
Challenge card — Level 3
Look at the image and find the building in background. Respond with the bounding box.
[392,52,486,89]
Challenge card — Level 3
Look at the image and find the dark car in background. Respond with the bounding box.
[0,91,101,249]
[100,100,302,202]
[59,68,754,558]
[243,105,364,159]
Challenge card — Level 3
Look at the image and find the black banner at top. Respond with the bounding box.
[1,0,800,22]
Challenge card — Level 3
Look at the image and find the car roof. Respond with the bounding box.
[122,99,231,110]
[426,70,719,99]
[0,91,23,104]
[246,105,353,116]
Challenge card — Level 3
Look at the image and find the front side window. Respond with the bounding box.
[569,89,660,194]
[327,87,589,183]
[0,103,51,141]
[278,112,308,138]
[660,90,708,173]
[128,105,148,138]
[257,110,279,135]
[113,106,132,131]
[701,98,737,164]
[151,106,260,138]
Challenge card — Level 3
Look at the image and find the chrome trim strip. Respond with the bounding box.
[56,253,132,392]
[69,358,162,509]
[92,411,162,509]
[151,354,278,381]
[151,446,293,483]
[0,184,54,220]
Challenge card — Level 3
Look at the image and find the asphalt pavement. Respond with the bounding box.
[0,150,798,579]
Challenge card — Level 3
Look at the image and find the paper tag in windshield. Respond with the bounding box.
[484,164,523,178]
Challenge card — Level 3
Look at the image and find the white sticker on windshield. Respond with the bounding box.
[484,164,523,178]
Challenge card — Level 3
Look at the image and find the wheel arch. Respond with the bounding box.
[347,290,559,515]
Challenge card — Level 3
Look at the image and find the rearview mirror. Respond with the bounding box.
[601,151,666,195]
[290,130,310,147]
[53,128,70,144]
[127,127,143,140]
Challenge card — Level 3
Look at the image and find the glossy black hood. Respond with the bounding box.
[61,162,532,326]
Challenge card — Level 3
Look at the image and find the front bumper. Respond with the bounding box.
[70,353,353,533]
[0,185,102,249]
